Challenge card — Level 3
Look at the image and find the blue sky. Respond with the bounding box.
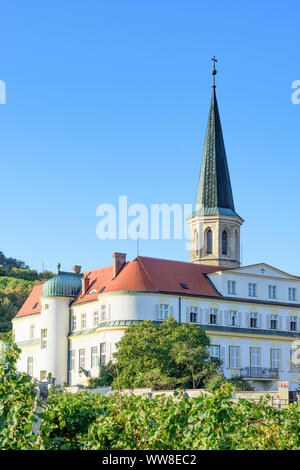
[0,0,299,275]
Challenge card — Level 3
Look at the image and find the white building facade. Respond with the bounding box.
[12,257,300,390]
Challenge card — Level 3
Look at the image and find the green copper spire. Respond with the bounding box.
[194,59,239,217]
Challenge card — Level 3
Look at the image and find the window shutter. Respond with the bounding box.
[155,304,159,321]
[199,308,203,324]
[258,314,262,328]
[107,304,111,321]
[238,312,241,327]
[278,316,282,330]
[220,347,226,369]
[170,305,174,317]
[224,311,229,325]
[186,307,190,323]
[246,313,250,327]
[286,316,290,331]
[106,342,111,363]
[218,311,223,325]
[205,309,210,324]
[236,347,241,368]
[266,315,270,329]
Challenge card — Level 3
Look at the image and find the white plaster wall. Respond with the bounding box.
[68,328,125,386]
[207,333,299,391]
[209,271,300,305]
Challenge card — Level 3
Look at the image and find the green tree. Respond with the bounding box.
[114,317,220,389]
[0,343,39,449]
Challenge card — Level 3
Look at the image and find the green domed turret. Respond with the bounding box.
[42,271,82,298]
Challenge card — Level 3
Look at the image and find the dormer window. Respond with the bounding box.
[33,302,38,309]
[180,283,189,289]
[89,289,97,295]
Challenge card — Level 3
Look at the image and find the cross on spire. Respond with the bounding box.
[211,56,218,88]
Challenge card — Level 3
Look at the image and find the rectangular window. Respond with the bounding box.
[159,304,169,320]
[270,314,278,329]
[209,345,220,360]
[41,329,47,349]
[100,305,106,321]
[100,343,106,366]
[91,347,98,368]
[209,308,218,324]
[27,357,33,376]
[269,285,277,299]
[190,307,198,323]
[227,280,236,295]
[250,313,258,328]
[79,349,85,369]
[71,313,77,331]
[270,349,281,370]
[81,313,87,329]
[40,370,47,382]
[229,346,241,369]
[93,311,99,327]
[29,324,35,339]
[69,350,75,371]
[229,311,238,326]
[289,288,296,301]
[250,347,261,368]
[290,316,297,331]
[248,283,257,297]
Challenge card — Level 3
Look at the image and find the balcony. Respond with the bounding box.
[240,367,279,380]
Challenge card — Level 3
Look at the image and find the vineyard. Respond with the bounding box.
[1,344,300,450]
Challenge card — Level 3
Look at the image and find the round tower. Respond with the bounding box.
[38,270,82,385]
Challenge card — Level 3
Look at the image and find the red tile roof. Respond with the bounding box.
[14,283,44,319]
[72,265,114,305]
[14,256,222,318]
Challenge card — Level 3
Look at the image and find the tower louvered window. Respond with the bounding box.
[222,230,227,255]
[207,230,212,254]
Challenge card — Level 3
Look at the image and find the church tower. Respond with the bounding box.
[187,58,244,269]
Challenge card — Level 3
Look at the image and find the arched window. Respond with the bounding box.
[207,229,212,254]
[222,230,228,255]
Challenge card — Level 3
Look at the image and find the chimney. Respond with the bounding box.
[73,265,81,274]
[113,252,126,278]
[81,275,89,296]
